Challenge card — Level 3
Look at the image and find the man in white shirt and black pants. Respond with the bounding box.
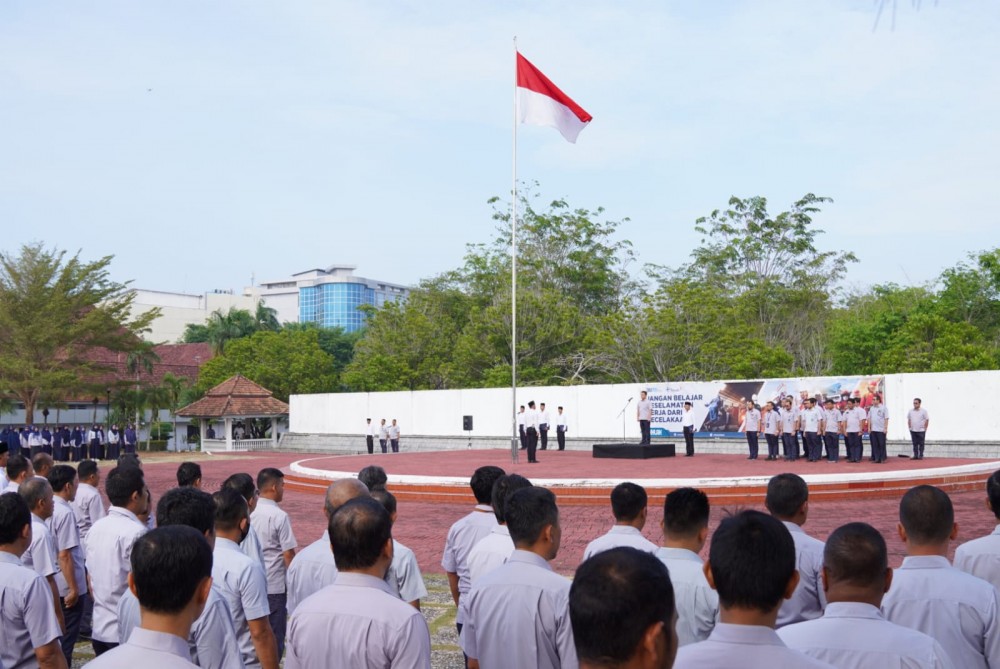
[681,402,696,457]
[743,401,761,461]
[524,401,540,464]
[538,403,550,451]
[364,418,375,455]
[908,398,930,460]
[555,407,568,451]
[636,391,652,445]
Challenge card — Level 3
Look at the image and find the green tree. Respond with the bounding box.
[181,322,210,344]
[160,372,190,451]
[0,243,157,424]
[204,307,258,355]
[254,301,281,332]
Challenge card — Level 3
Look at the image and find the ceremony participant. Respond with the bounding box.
[388,419,401,453]
[212,488,279,669]
[48,465,89,663]
[123,424,138,456]
[462,487,577,669]
[637,391,652,445]
[365,418,376,455]
[371,489,427,608]
[583,482,658,560]
[5,454,33,492]
[0,492,68,669]
[51,426,64,462]
[118,488,242,669]
[176,462,203,488]
[0,441,9,491]
[250,467,297,657]
[955,469,1000,587]
[468,474,532,584]
[358,465,387,492]
[106,425,121,461]
[87,425,102,461]
[908,398,930,460]
[378,419,389,454]
[86,465,150,655]
[843,398,867,463]
[780,399,798,461]
[517,405,526,450]
[883,485,1000,669]
[87,526,214,669]
[286,497,432,668]
[286,478,369,615]
[442,465,504,647]
[556,406,568,451]
[801,398,822,462]
[778,522,954,669]
[571,547,679,669]
[33,452,54,481]
[766,474,825,627]
[656,487,718,646]
[820,399,842,463]
[867,394,888,463]
[681,402,695,456]
[763,402,781,461]
[221,472,266,568]
[673,511,831,669]
[743,400,762,460]
[70,426,84,461]
[19,478,66,633]
[71,460,105,553]
[525,401,540,463]
[539,402,551,451]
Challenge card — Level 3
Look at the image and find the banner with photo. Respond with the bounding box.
[646,375,885,438]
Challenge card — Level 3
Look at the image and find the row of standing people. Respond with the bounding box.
[516,402,569,463]
[363,418,402,454]
[1,424,138,463]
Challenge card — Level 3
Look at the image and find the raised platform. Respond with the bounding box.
[285,449,1000,506]
[593,443,676,459]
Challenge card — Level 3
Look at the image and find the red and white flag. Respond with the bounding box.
[516,52,592,143]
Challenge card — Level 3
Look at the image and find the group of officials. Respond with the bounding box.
[363,418,402,454]
[1,424,138,464]
[516,402,569,463]
[7,452,1000,668]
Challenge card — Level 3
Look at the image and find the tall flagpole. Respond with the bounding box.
[511,36,519,465]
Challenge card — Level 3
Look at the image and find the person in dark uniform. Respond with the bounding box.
[364,418,375,455]
[525,401,540,464]
[555,407,568,451]
[538,403,550,451]
[517,406,526,450]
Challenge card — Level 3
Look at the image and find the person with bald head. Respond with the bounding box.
[286,477,370,615]
[20,477,67,635]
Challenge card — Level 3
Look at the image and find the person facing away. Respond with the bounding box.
[673,510,833,669]
[765,473,826,627]
[583,481,658,560]
[655,487,718,646]
[461,486,577,669]
[357,465,388,492]
[571,547,679,669]
[467,474,533,585]
[86,525,215,669]
[370,489,427,609]
[778,522,955,669]
[176,462,203,489]
[882,485,1000,669]
[47,464,89,664]
[250,467,297,658]
[954,469,1000,588]
[285,497,432,668]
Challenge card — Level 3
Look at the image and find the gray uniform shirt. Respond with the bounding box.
[85,506,148,644]
[955,525,1000,589]
[868,404,888,432]
[0,552,63,669]
[51,497,87,597]
[286,532,337,616]
[212,537,272,669]
[777,521,826,628]
[744,409,762,432]
[582,525,658,561]
[86,627,198,669]
[441,506,497,625]
[637,399,652,421]
[908,408,930,431]
[385,539,427,604]
[655,547,718,646]
[674,623,834,669]
[71,481,106,554]
[249,498,297,595]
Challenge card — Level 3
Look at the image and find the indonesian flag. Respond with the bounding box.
[516,52,593,143]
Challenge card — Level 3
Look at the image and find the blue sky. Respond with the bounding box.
[2,1,997,295]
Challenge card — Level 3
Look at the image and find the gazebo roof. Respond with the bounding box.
[176,374,289,418]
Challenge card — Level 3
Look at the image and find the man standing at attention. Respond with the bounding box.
[780,399,799,462]
[867,394,889,464]
[583,482,658,560]
[637,391,652,445]
[743,401,762,461]
[681,402,696,457]
[539,402,551,451]
[842,399,867,464]
[955,470,1000,588]
[525,401,540,463]
[517,406,526,450]
[555,406,568,451]
[908,398,930,460]
[365,418,375,455]
[766,474,825,627]
[388,419,401,453]
[48,465,89,664]
[378,419,389,454]
[250,467,297,658]
[820,399,842,463]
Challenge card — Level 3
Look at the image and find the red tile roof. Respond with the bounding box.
[176,374,289,418]
[60,343,214,401]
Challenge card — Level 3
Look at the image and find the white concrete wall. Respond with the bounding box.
[290,370,1000,442]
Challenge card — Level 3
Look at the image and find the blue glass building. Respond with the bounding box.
[287,265,408,332]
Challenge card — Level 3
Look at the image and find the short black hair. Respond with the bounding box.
[491,474,532,523]
[900,485,954,545]
[329,497,392,571]
[470,466,506,505]
[31,452,53,473]
[77,460,99,481]
[5,454,29,481]
[765,473,808,519]
[824,522,887,589]
[506,486,558,546]
[709,510,796,612]
[130,525,212,614]
[19,478,51,512]
[0,492,31,544]
[571,547,675,665]
[371,489,397,517]
[48,465,77,494]
[176,462,202,487]
[663,487,710,538]
[117,453,142,470]
[212,488,249,533]
[610,482,648,522]
[257,467,284,491]
[358,465,388,492]
[221,473,256,502]
[157,487,215,535]
[986,470,1000,519]
[105,466,146,508]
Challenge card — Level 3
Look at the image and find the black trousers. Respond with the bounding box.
[557,429,566,451]
[765,433,780,458]
[782,433,797,460]
[745,432,759,459]
[519,426,526,449]
[379,439,387,454]
[823,432,840,461]
[366,435,374,454]
[390,439,399,453]
[526,428,538,462]
[846,432,862,462]
[539,426,549,450]
[639,420,650,445]
[870,431,887,462]
[683,426,694,455]
[910,430,926,458]
[795,431,804,458]
[805,432,822,461]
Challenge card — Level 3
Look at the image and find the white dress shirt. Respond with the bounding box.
[441,505,497,625]
[868,404,888,432]
[385,539,426,604]
[524,409,540,431]
[955,525,1000,589]
[467,525,515,584]
[212,537,271,669]
[844,407,866,433]
[249,497,297,595]
[778,601,955,669]
[655,547,718,646]
[85,506,149,644]
[87,627,199,669]
[674,622,834,669]
[744,409,762,432]
[286,532,337,616]
[882,555,1000,669]
[777,521,826,628]
[801,407,821,432]
[286,572,431,669]
[681,409,696,428]
[0,552,63,669]
[51,497,87,598]
[461,550,577,669]
[582,525,658,561]
[71,481,106,554]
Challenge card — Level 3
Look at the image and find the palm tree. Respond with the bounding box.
[160,373,188,451]
[205,307,258,355]
[254,301,281,332]
[126,342,160,431]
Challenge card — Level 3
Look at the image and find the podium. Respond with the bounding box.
[592,443,676,459]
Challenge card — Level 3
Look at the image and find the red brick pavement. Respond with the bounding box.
[126,451,1000,576]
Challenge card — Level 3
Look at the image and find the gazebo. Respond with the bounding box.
[176,374,289,452]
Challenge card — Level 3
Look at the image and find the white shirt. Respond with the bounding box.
[582,525,658,561]
[764,410,781,435]
[249,497,297,594]
[516,412,525,428]
[868,404,889,432]
[21,514,59,581]
[655,547,718,646]
[555,412,568,431]
[744,409,762,432]
[780,407,798,434]
[681,409,695,428]
[51,497,87,597]
[955,524,1000,589]
[908,408,930,431]
[468,525,514,585]
[777,521,826,628]
[778,601,955,669]
[822,409,842,433]
[212,537,272,669]
[441,505,497,624]
[286,533,338,616]
[637,398,652,421]
[385,539,426,604]
[85,506,148,644]
[882,555,1000,669]
[801,407,821,432]
[365,422,376,437]
[378,424,389,439]
[843,407,867,433]
[87,627,198,669]
[538,410,551,427]
[524,408,540,430]
[0,552,63,669]
[387,424,400,439]
[71,481,106,554]
[674,622,834,669]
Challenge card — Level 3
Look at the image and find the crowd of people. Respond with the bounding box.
[1,424,139,465]
[3,449,1000,668]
